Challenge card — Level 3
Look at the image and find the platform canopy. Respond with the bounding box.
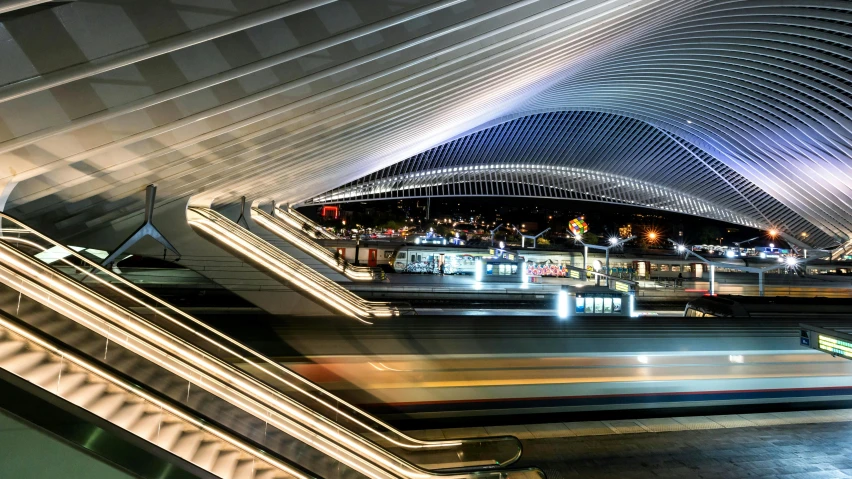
[0,0,850,249]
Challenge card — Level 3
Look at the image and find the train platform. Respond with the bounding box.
[345,273,562,304]
[402,409,852,478]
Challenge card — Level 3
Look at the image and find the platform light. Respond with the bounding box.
[725,249,735,258]
[729,355,744,363]
[499,241,505,249]
[629,292,637,317]
[637,355,649,364]
[609,236,619,245]
[785,256,798,267]
[474,257,483,282]
[557,290,569,319]
[677,244,685,253]
[768,229,778,238]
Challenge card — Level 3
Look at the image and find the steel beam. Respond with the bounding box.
[0,0,337,104]
[0,0,49,15]
[101,185,179,266]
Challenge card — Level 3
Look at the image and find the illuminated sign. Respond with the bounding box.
[818,334,852,359]
[570,270,580,279]
[614,281,630,292]
[569,217,588,235]
[801,324,852,361]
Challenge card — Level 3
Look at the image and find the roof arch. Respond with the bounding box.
[0,0,846,250]
[305,110,834,247]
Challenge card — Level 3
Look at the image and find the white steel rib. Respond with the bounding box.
[0,1,848,250]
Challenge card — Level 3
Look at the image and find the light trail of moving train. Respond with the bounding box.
[219,315,852,424]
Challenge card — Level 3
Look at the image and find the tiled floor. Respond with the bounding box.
[515,422,852,478]
[406,409,852,441]
[400,409,852,478]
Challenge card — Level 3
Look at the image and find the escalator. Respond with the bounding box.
[0,212,543,479]
[0,311,308,479]
[276,207,338,240]
[187,207,412,322]
[252,207,384,282]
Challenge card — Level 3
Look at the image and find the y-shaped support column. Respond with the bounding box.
[236,196,250,230]
[101,184,180,266]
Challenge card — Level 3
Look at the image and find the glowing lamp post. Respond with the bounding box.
[577,235,635,286]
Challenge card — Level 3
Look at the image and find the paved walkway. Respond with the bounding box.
[401,409,852,478]
[516,422,852,479]
[406,409,852,441]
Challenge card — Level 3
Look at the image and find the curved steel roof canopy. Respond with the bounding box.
[306,110,837,248]
[0,0,849,249]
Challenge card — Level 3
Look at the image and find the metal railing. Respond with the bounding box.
[0,310,315,479]
[277,207,338,240]
[252,207,384,282]
[188,207,408,320]
[0,212,542,479]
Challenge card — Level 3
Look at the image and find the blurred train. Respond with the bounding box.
[685,295,852,317]
[329,242,847,280]
[389,244,715,279]
[278,316,852,421]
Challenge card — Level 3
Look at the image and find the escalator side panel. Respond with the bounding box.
[0,286,361,479]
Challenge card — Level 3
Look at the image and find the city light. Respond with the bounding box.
[768,228,778,237]
[677,244,685,253]
[609,236,620,245]
[644,229,660,245]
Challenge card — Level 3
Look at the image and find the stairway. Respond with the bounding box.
[0,211,543,479]
[0,314,307,479]
[188,206,408,321]
[252,207,385,282]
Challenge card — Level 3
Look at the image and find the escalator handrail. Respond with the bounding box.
[189,208,400,317]
[0,308,317,479]
[0,245,430,479]
[194,209,411,313]
[279,207,337,240]
[253,207,378,279]
[0,214,523,469]
[0,226,536,478]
